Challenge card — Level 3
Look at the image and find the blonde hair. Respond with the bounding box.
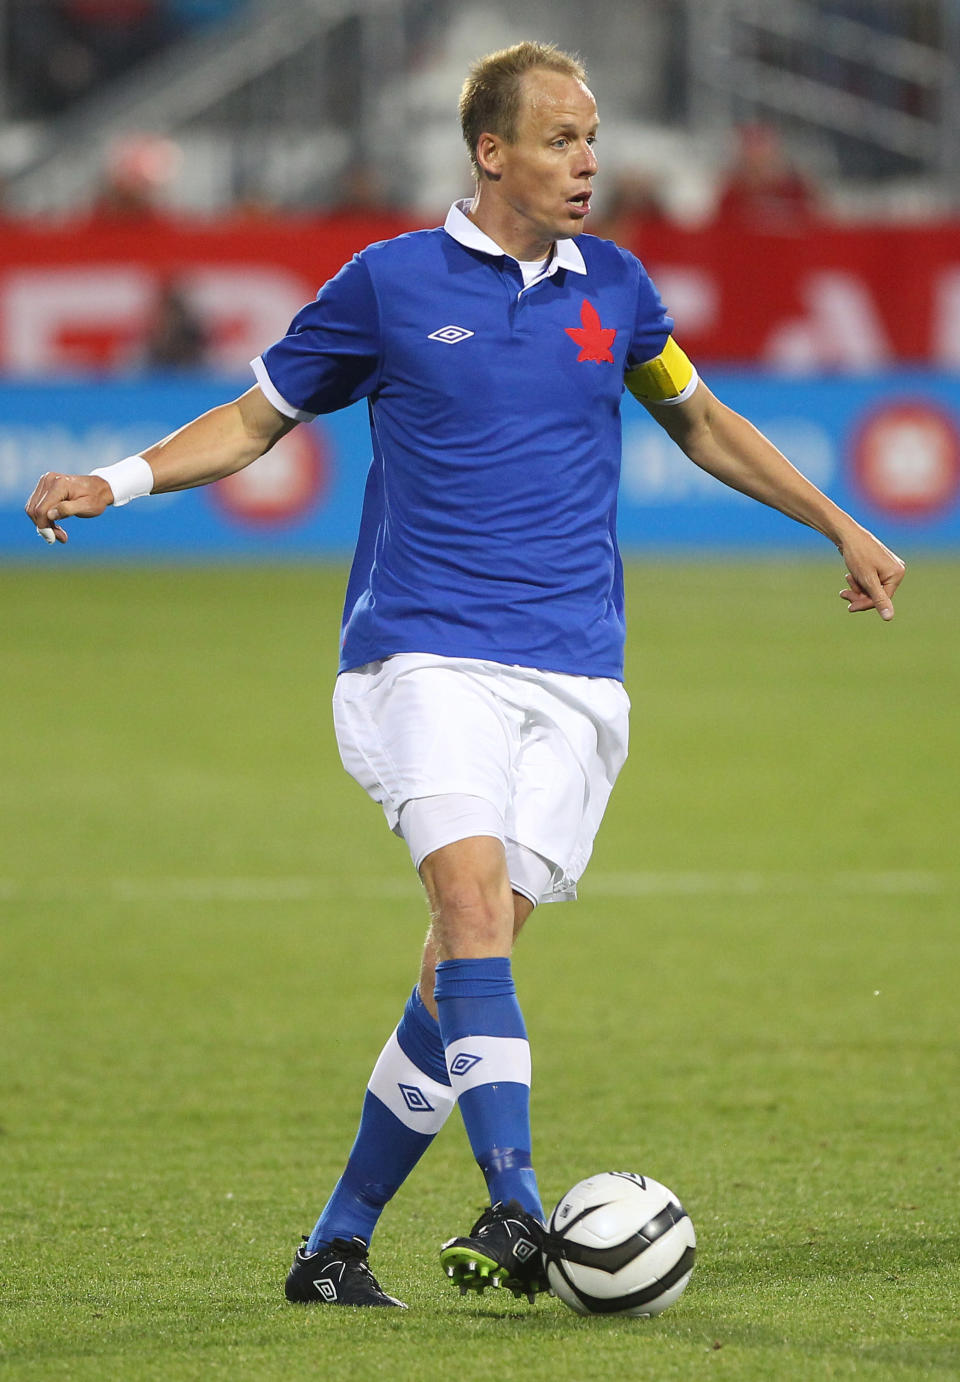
[459,41,588,180]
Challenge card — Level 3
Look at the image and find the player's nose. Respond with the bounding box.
[577,141,598,176]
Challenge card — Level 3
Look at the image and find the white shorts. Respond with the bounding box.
[332,653,630,905]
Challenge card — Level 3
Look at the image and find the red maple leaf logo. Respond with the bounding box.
[565,299,616,363]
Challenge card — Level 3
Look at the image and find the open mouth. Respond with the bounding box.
[568,192,591,214]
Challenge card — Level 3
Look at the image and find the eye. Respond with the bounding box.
[552,138,569,149]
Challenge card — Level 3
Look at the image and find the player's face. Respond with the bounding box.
[489,69,599,250]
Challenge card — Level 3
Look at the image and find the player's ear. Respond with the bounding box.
[476,132,503,180]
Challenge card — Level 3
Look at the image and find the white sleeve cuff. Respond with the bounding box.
[250,356,317,422]
[91,455,154,506]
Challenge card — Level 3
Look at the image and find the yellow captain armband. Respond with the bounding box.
[624,336,698,405]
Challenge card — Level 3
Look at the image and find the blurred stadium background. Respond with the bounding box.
[1,0,958,554]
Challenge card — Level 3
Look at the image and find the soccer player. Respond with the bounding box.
[26,42,904,1309]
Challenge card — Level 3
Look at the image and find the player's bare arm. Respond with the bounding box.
[646,381,906,620]
[25,385,294,544]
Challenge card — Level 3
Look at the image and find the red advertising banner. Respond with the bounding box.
[628,220,960,371]
[1,213,958,372]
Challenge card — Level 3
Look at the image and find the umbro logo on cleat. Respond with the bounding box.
[313,1279,338,1302]
[428,325,474,344]
[514,1239,537,1262]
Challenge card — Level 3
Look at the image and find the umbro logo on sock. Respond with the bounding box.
[427,325,474,344]
[449,1052,482,1077]
[398,1082,435,1113]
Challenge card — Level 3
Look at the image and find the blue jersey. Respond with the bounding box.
[253,202,678,679]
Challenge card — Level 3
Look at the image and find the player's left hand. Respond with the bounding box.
[837,526,905,621]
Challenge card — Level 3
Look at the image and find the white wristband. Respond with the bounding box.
[91,455,154,507]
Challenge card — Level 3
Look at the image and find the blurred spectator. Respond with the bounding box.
[142,281,208,369]
[714,124,820,230]
[88,133,182,221]
[328,163,392,215]
[318,161,415,238]
[162,0,247,28]
[591,169,671,245]
[4,0,245,119]
[7,1,170,116]
[60,0,167,70]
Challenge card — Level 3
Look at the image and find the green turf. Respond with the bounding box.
[1,559,957,1381]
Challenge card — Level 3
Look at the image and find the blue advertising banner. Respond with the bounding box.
[2,373,959,560]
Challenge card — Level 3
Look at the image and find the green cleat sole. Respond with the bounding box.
[439,1245,539,1303]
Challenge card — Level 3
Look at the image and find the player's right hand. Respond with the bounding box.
[25,472,114,545]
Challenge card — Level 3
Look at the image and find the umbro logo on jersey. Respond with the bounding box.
[428,325,475,344]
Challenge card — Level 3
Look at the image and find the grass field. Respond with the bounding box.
[1,559,957,1381]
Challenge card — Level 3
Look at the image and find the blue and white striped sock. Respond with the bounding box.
[305,985,455,1252]
[434,955,543,1221]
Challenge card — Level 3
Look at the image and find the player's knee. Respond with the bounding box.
[419,833,514,955]
[429,876,514,956]
[434,876,508,929]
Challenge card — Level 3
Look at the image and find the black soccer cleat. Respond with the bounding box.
[285,1235,407,1307]
[440,1200,548,1304]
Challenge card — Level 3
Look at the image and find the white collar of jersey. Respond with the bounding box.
[444,200,587,276]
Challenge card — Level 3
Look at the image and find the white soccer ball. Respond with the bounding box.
[544,1171,696,1317]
